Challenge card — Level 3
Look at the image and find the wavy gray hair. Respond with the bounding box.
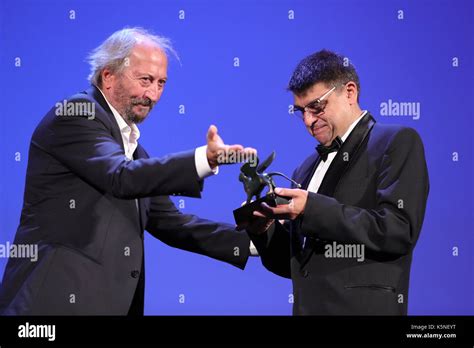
[87,27,177,87]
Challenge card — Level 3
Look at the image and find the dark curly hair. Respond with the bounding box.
[288,49,360,101]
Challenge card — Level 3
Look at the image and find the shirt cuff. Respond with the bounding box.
[195,145,219,179]
[249,241,259,256]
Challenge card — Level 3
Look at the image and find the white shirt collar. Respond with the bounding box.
[340,110,368,143]
[96,87,141,141]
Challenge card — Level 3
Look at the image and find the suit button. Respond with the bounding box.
[131,270,140,278]
[301,269,309,278]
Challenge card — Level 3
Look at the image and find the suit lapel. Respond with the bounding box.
[291,155,320,257]
[298,113,376,268]
[284,154,315,257]
[86,85,125,152]
[317,113,376,197]
[300,155,322,191]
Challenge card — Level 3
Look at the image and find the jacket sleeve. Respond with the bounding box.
[145,195,250,269]
[247,221,292,278]
[33,103,202,199]
[300,127,429,255]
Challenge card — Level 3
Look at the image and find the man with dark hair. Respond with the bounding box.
[247,49,429,315]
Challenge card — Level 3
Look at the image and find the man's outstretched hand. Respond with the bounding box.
[206,125,257,169]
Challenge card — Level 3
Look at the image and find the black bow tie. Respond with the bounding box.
[316,136,343,162]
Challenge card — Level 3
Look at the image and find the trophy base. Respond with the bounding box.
[233,193,290,230]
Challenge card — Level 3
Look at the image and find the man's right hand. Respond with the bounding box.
[206,125,256,169]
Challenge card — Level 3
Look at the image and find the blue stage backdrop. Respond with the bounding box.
[0,0,472,315]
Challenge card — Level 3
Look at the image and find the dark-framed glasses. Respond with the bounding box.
[292,85,337,120]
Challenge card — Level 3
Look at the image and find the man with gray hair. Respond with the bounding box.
[0,27,256,315]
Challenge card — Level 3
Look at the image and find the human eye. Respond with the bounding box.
[306,100,326,114]
[157,79,167,88]
[140,76,152,86]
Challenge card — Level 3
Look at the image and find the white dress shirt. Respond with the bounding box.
[307,110,367,194]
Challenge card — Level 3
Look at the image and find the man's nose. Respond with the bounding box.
[304,111,320,124]
[303,110,312,119]
[144,82,161,102]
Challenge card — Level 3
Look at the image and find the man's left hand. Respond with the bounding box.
[253,187,308,220]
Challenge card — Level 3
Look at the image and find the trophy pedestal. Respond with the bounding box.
[233,193,290,230]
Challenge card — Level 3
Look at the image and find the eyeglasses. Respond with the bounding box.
[292,85,337,120]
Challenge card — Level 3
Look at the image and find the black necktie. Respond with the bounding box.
[316,136,343,162]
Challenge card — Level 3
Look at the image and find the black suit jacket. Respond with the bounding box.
[0,86,250,315]
[249,113,429,315]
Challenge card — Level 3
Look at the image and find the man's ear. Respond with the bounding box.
[101,68,114,90]
[345,81,359,105]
